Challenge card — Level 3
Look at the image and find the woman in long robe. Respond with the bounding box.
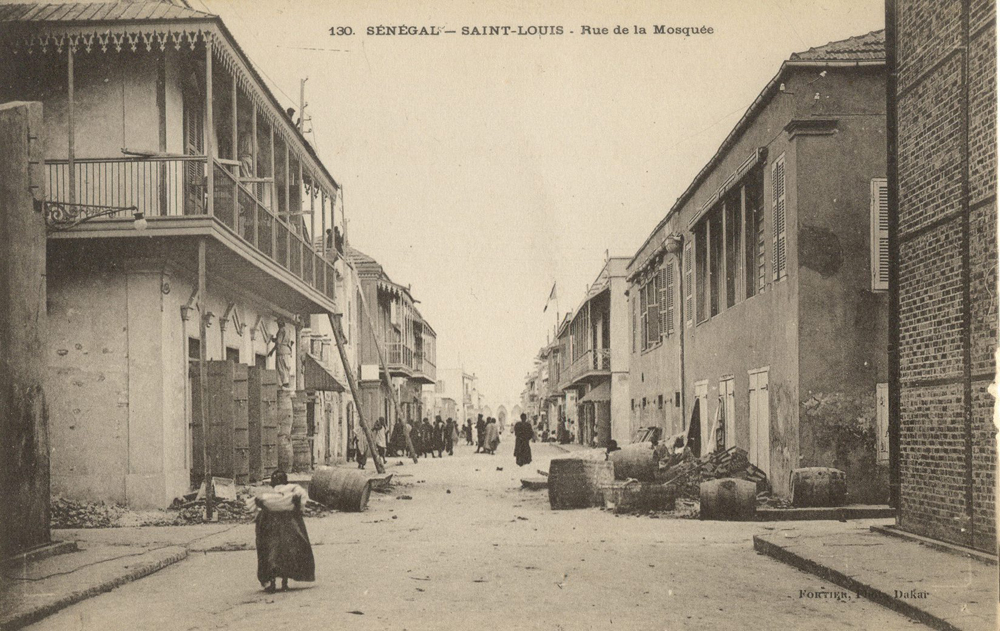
[513,413,534,466]
[255,470,315,592]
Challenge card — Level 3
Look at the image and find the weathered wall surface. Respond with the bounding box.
[795,70,888,504]
[0,102,50,558]
[893,0,997,552]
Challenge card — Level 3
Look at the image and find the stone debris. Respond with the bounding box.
[659,447,768,501]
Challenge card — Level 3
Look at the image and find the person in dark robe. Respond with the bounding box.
[464,419,474,445]
[388,419,404,457]
[420,418,435,458]
[513,413,534,466]
[254,470,315,592]
[475,414,487,453]
[433,416,446,458]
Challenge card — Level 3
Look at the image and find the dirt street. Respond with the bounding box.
[29,442,918,631]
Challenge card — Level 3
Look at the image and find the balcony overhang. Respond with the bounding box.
[47,217,338,316]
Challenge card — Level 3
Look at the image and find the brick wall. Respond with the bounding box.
[892,0,997,553]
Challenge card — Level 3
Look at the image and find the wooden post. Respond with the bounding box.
[320,190,326,256]
[252,103,259,247]
[67,46,75,205]
[350,266,418,463]
[198,238,214,519]
[231,67,238,227]
[328,314,384,473]
[205,38,214,217]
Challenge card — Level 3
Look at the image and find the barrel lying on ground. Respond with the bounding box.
[699,478,756,520]
[309,467,373,512]
[548,458,615,509]
[790,467,846,507]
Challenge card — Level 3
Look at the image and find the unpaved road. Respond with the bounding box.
[30,442,918,631]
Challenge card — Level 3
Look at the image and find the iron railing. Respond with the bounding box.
[46,157,336,304]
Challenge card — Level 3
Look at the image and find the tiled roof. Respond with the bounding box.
[0,2,213,23]
[790,29,885,62]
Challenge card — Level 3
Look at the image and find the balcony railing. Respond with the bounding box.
[414,350,437,381]
[564,348,611,385]
[386,342,414,371]
[46,157,336,304]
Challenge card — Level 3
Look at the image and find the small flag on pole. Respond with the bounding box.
[543,282,557,312]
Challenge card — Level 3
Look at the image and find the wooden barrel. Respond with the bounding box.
[699,478,756,521]
[790,467,847,507]
[291,394,308,437]
[548,458,615,510]
[608,444,657,481]
[276,389,294,437]
[292,438,311,472]
[310,467,373,512]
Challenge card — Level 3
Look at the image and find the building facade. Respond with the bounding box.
[556,258,630,447]
[627,31,889,501]
[887,0,997,552]
[0,2,346,507]
[345,246,437,448]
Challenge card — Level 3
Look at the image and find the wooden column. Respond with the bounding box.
[204,38,214,217]
[320,191,326,256]
[198,238,214,519]
[67,46,75,205]
[231,67,238,225]
[251,103,259,246]
[328,314,385,473]
[739,185,747,301]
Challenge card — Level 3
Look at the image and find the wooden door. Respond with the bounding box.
[748,369,770,475]
[720,377,736,449]
[694,381,709,454]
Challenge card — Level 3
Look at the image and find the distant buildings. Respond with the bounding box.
[521,31,893,502]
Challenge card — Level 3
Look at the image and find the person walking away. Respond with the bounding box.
[485,417,500,455]
[433,416,446,458]
[254,470,315,592]
[408,420,422,458]
[354,430,368,470]
[420,418,435,458]
[513,413,534,466]
[475,414,487,453]
[465,419,474,445]
[374,418,387,461]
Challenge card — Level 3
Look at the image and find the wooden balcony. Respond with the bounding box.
[562,348,611,390]
[413,350,436,385]
[385,341,414,377]
[45,156,337,315]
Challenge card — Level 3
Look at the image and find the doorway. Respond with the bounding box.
[748,368,770,475]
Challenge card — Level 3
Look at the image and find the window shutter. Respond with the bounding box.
[870,178,889,291]
[684,241,693,325]
[658,266,667,339]
[771,156,786,280]
[640,280,648,350]
[631,294,637,353]
[665,262,675,335]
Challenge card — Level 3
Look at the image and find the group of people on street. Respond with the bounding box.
[471,414,501,454]
[408,416,460,458]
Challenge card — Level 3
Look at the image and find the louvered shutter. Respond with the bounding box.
[870,178,889,291]
[640,280,648,350]
[684,241,693,326]
[631,295,637,353]
[665,262,675,335]
[771,156,786,280]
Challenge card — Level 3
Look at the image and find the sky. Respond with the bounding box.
[198,0,885,409]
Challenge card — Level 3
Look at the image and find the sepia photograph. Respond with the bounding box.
[0,0,997,629]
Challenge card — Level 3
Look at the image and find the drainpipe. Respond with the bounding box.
[665,234,686,434]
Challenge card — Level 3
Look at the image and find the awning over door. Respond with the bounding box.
[303,353,345,392]
[580,380,611,403]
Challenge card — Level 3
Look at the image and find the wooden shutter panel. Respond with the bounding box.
[684,241,693,325]
[640,279,648,350]
[870,178,889,291]
[771,156,786,280]
[657,267,667,340]
[665,262,675,335]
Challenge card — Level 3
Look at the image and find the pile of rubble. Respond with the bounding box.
[51,497,127,529]
[659,446,768,500]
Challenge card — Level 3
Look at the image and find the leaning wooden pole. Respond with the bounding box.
[328,313,385,474]
[350,266,418,463]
